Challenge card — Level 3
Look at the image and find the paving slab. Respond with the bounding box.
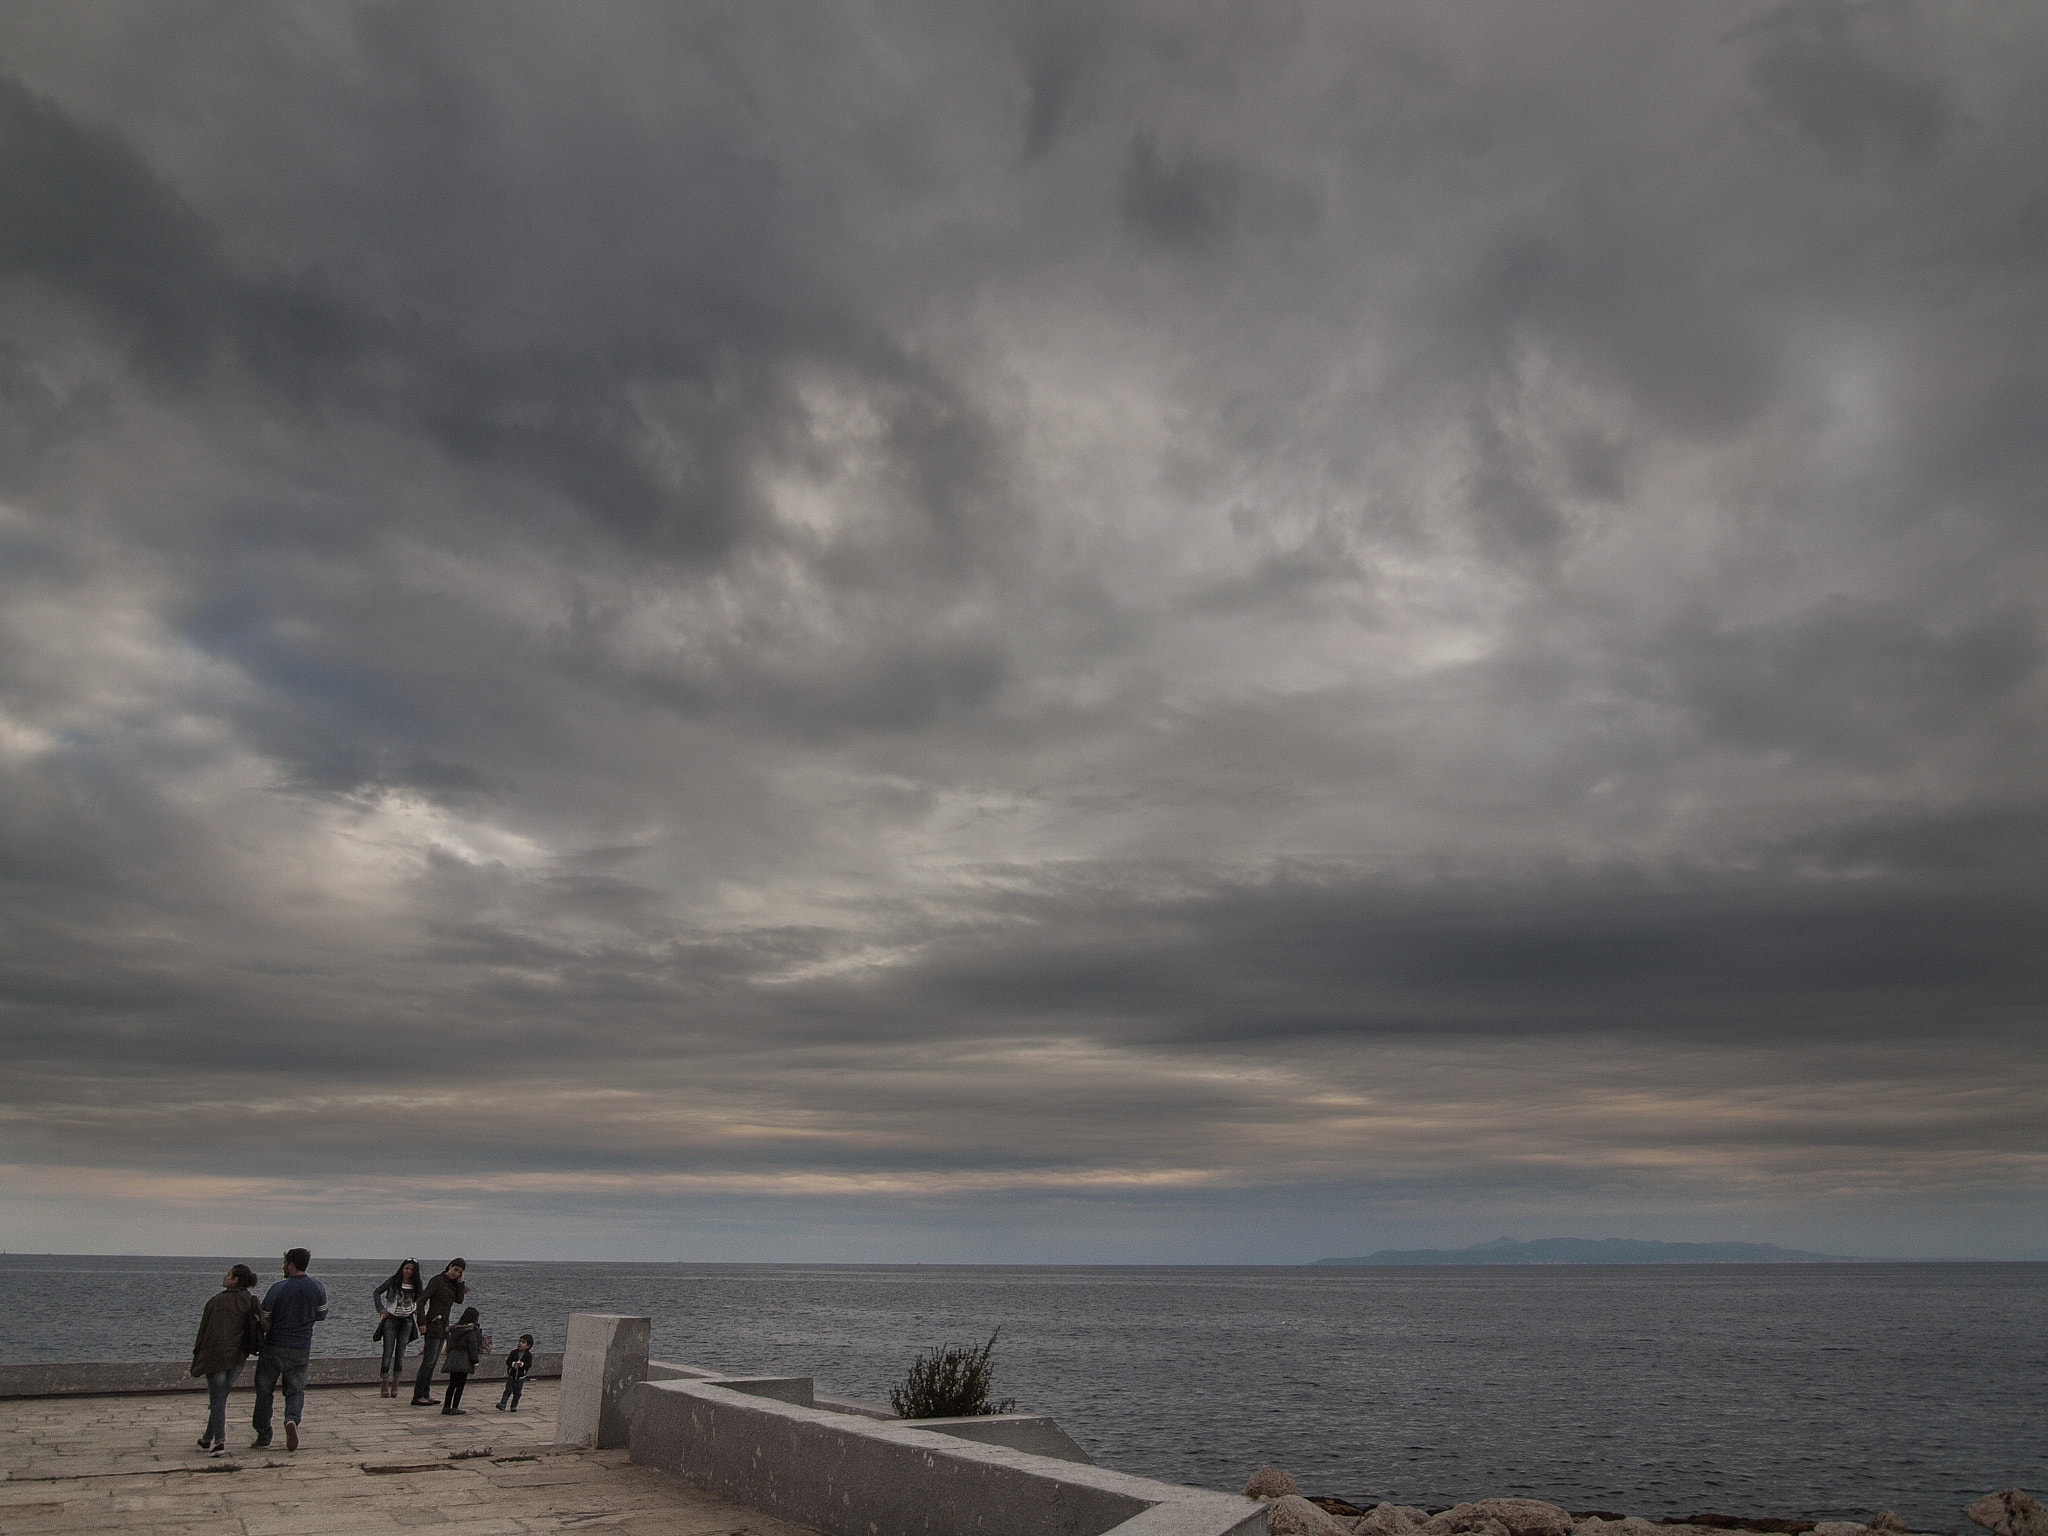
[0,1381,824,1536]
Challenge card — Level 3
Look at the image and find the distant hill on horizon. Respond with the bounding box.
[1315,1236,1851,1265]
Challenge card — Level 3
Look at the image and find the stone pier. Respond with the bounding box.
[0,1375,824,1535]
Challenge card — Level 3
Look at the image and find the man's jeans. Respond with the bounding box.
[203,1365,242,1446]
[412,1335,445,1401]
[250,1348,309,1442]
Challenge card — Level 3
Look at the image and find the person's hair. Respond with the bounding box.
[458,1306,480,1325]
[383,1257,421,1294]
[283,1247,311,1272]
[445,1256,467,1272]
[229,1264,259,1290]
[518,1333,533,1346]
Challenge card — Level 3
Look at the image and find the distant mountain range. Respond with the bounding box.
[1315,1236,1850,1265]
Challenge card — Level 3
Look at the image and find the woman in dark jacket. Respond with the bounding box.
[410,1257,466,1406]
[371,1259,423,1398]
[190,1264,262,1455]
[440,1306,485,1415]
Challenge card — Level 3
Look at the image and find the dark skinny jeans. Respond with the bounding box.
[203,1364,242,1446]
[411,1334,445,1400]
[378,1319,413,1375]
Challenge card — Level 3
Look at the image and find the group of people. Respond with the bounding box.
[369,1256,533,1414]
[188,1248,537,1456]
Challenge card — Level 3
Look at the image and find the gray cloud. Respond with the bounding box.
[0,1,2043,1261]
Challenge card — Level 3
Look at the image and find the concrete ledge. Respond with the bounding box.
[904,1411,1097,1465]
[0,1352,564,1398]
[631,1376,1264,1536]
[556,1313,650,1449]
[643,1362,1090,1461]
[812,1390,896,1421]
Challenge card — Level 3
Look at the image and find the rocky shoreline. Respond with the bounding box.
[1239,1467,2047,1536]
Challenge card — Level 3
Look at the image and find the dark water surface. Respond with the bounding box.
[2,1257,2039,1530]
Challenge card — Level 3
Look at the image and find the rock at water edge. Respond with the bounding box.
[1247,1466,1301,1499]
[1967,1493,2048,1536]
[1573,1519,1661,1536]
[1427,1501,1576,1536]
[1358,1504,1432,1536]
[1266,1496,1355,1536]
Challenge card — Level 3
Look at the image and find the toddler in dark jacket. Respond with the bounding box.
[440,1307,484,1415]
[496,1334,534,1411]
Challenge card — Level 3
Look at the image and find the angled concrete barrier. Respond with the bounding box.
[631,1375,1265,1536]
[647,1360,1093,1463]
[556,1313,651,1448]
[0,1353,563,1399]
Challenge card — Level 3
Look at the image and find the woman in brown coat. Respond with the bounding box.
[190,1264,263,1455]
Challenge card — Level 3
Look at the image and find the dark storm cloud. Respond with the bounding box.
[0,1,2044,1259]
[1740,0,1953,166]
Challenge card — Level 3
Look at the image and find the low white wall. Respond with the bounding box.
[631,1376,1266,1536]
[555,1313,649,1448]
[550,1315,1265,1536]
[647,1357,1095,1463]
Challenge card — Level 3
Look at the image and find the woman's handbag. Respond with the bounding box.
[242,1305,267,1357]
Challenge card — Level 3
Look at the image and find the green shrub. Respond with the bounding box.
[888,1327,1018,1419]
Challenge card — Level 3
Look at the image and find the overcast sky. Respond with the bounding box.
[1,1,2043,1264]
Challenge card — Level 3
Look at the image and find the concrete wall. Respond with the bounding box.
[631,1376,1266,1536]
[0,1352,563,1399]
[645,1360,1091,1462]
[903,1411,1098,1465]
[555,1313,650,1449]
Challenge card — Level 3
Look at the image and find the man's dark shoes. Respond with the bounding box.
[250,1436,270,1449]
[285,1422,299,1452]
[197,1436,213,1451]
[412,1396,438,1406]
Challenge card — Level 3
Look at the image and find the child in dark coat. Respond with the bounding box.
[495,1334,534,1411]
[441,1307,485,1415]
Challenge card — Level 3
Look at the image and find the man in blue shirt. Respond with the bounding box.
[251,1247,328,1451]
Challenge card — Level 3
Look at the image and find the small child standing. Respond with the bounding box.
[440,1307,484,1415]
[496,1334,534,1411]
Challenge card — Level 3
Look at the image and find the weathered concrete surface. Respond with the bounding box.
[897,1411,1096,1465]
[811,1390,895,1420]
[0,1377,825,1536]
[631,1376,1266,1536]
[554,1313,650,1449]
[647,1359,1091,1459]
[647,1359,721,1382]
[0,1352,563,1399]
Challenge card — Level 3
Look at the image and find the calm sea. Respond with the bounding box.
[1,1258,2039,1531]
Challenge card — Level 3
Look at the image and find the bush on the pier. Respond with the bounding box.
[888,1328,1017,1419]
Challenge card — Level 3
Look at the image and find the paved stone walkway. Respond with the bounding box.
[0,1380,823,1535]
